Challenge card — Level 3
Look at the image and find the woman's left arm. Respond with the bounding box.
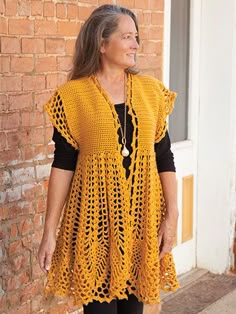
[158,171,179,260]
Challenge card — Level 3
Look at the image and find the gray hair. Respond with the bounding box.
[68,4,139,80]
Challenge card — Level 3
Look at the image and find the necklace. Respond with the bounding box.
[95,73,130,157]
[120,73,129,157]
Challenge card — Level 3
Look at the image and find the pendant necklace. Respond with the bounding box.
[120,73,129,157]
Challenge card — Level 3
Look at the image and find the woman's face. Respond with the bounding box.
[100,14,139,70]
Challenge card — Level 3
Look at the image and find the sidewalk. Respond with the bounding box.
[161,268,236,313]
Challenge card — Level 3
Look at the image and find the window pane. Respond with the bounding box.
[169,0,190,143]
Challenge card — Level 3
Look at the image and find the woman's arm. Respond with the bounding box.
[158,171,179,260]
[38,167,74,273]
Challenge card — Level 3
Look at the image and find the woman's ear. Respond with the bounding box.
[100,38,106,54]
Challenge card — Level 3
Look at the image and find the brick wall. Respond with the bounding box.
[0,0,164,313]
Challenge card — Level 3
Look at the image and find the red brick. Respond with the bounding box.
[31,0,42,16]
[8,239,22,256]
[21,234,32,250]
[22,38,45,53]
[78,0,99,4]
[32,294,45,313]
[0,294,7,311]
[57,56,72,71]
[0,228,6,240]
[20,280,43,303]
[0,76,21,92]
[19,218,34,235]
[0,132,7,151]
[31,110,44,127]
[45,125,53,143]
[21,146,35,161]
[0,17,7,34]
[18,0,31,16]
[34,91,53,112]
[148,26,163,40]
[32,127,44,145]
[10,223,18,239]
[46,73,67,89]
[67,4,78,19]
[57,21,80,36]
[7,131,20,148]
[6,270,30,291]
[11,167,35,185]
[56,3,67,19]
[6,291,19,307]
[6,186,21,202]
[35,20,57,35]
[1,112,20,131]
[0,149,20,166]
[11,56,34,73]
[1,37,21,53]
[46,304,68,314]
[44,2,54,17]
[34,145,47,159]
[45,38,65,54]
[9,19,34,35]
[21,112,31,128]
[135,0,149,9]
[0,56,10,73]
[36,197,46,213]
[23,75,45,91]
[79,6,95,20]
[143,40,162,54]
[139,26,149,40]
[143,12,151,25]
[149,0,164,10]
[152,12,164,25]
[0,168,11,186]
[32,262,43,279]
[22,183,42,200]
[0,206,8,220]
[35,56,57,72]
[116,0,135,8]
[47,143,54,155]
[20,130,31,146]
[0,95,8,111]
[0,0,5,14]
[9,93,33,110]
[5,0,17,16]
[8,301,31,314]
[65,39,75,54]
[12,253,30,272]
[33,213,44,228]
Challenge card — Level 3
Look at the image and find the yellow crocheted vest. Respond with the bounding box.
[44,73,180,305]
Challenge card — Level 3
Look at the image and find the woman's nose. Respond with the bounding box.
[132,38,139,49]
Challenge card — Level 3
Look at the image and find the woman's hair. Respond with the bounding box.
[68,4,140,80]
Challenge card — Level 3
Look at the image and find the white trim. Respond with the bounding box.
[163,0,171,87]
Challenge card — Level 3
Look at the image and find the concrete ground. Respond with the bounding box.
[161,268,236,314]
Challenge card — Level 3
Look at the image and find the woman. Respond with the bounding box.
[38,4,180,314]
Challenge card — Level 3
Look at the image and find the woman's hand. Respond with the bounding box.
[38,233,56,274]
[158,212,178,260]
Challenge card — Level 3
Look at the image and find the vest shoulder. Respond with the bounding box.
[56,77,90,94]
[133,74,164,89]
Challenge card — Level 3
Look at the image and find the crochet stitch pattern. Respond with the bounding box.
[44,74,180,306]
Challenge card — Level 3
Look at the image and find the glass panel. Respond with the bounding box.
[169,0,190,143]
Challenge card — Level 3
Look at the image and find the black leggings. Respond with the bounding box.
[83,293,143,314]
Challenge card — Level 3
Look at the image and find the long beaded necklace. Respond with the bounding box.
[119,73,129,157]
[95,72,130,157]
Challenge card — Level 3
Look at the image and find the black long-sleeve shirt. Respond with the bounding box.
[52,103,176,174]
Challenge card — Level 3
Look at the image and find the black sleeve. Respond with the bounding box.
[52,127,78,171]
[155,131,176,173]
